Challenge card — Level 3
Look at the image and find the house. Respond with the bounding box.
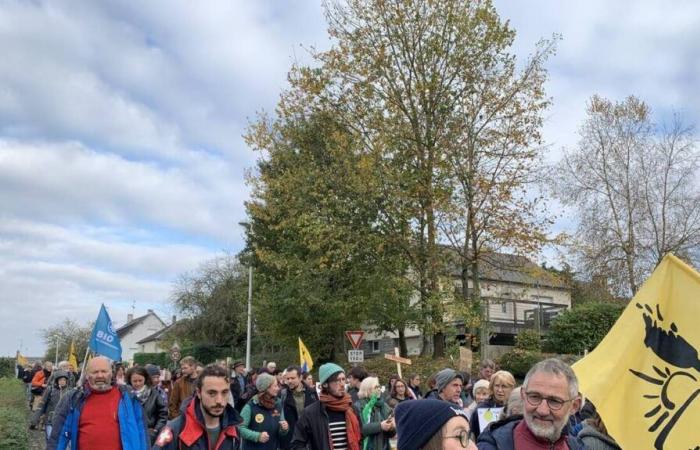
[116,310,167,363]
[362,252,572,357]
[136,319,177,354]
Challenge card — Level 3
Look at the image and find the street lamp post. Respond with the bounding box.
[54,335,60,366]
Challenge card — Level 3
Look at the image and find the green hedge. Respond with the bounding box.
[0,378,28,450]
[0,359,15,379]
[133,352,171,368]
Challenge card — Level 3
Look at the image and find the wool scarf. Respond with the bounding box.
[320,393,361,450]
[258,391,277,410]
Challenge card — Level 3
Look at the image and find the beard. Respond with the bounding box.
[524,412,567,442]
[90,378,112,392]
[201,402,225,418]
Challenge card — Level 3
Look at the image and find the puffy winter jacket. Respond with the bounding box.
[46,383,150,450]
[153,396,241,450]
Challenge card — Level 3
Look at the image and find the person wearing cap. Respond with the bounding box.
[239,372,289,449]
[469,370,515,440]
[395,399,477,450]
[427,368,465,406]
[146,364,169,404]
[30,369,71,441]
[291,362,362,450]
[230,361,247,410]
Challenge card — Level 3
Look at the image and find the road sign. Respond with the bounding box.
[348,349,364,363]
[345,330,365,349]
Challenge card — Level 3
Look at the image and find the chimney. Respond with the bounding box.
[127,313,134,323]
[147,309,153,314]
[172,315,177,325]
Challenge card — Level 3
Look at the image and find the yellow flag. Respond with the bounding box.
[573,254,700,450]
[68,339,78,371]
[16,351,28,366]
[299,337,313,373]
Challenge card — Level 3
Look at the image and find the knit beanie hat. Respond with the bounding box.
[435,368,464,394]
[319,362,344,385]
[256,372,275,392]
[395,399,470,450]
[145,364,161,377]
[472,379,490,397]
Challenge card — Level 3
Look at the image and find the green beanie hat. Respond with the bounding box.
[319,363,345,385]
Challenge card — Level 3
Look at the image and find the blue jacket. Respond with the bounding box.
[47,384,149,450]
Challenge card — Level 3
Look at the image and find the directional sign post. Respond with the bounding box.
[384,347,411,379]
[345,331,365,350]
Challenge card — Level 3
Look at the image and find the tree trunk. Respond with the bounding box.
[398,327,408,357]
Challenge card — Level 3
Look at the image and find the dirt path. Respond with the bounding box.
[26,411,47,450]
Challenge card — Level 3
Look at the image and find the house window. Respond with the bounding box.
[371,341,380,353]
[501,302,508,314]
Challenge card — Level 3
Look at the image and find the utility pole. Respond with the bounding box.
[245,266,253,370]
[54,335,60,366]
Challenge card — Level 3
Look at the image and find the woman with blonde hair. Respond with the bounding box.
[468,370,516,440]
[353,376,395,450]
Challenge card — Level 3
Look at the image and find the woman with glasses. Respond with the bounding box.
[387,379,413,409]
[353,377,395,450]
[395,399,477,450]
[468,370,516,441]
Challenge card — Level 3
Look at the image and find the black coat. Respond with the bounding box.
[280,385,319,449]
[290,401,331,450]
[139,387,169,443]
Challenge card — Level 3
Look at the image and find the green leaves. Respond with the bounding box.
[543,302,625,354]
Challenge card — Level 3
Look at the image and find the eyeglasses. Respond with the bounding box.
[444,429,469,448]
[524,392,575,411]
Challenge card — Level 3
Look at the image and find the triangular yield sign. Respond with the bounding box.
[345,330,365,350]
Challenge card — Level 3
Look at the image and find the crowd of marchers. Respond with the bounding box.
[16,355,620,450]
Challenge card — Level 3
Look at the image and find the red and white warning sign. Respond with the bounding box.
[345,330,365,349]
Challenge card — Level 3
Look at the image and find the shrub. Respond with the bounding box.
[0,378,28,450]
[543,302,625,354]
[497,349,543,379]
[0,359,15,379]
[514,329,542,351]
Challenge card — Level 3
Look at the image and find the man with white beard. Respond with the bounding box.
[477,359,585,450]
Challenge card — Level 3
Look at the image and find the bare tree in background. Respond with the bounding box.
[555,95,700,296]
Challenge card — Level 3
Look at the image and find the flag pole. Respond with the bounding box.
[77,346,91,386]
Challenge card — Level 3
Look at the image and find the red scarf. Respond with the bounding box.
[320,393,361,450]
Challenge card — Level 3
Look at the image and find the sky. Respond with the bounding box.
[1,0,698,357]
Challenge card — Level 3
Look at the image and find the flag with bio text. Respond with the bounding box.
[299,337,313,373]
[88,304,122,361]
[573,254,700,450]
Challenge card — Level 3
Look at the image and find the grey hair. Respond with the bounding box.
[523,358,579,399]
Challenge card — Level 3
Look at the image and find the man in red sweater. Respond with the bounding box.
[47,356,149,450]
[477,359,585,450]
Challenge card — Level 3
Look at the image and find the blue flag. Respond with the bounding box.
[88,304,122,361]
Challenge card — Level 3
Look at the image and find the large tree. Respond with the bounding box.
[555,95,700,295]
[169,254,249,349]
[245,110,414,359]
[290,0,556,356]
[41,319,93,364]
